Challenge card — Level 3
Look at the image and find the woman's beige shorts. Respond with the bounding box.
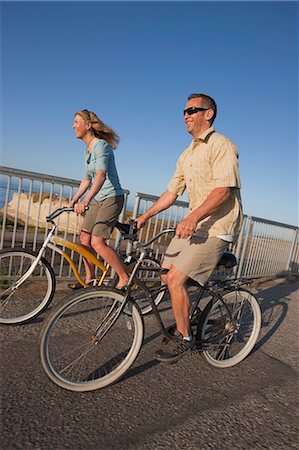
[81,195,124,240]
[162,235,228,286]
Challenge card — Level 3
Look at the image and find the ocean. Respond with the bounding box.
[0,178,74,210]
[0,177,136,213]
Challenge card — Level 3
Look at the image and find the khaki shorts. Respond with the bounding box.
[81,195,124,239]
[162,235,228,286]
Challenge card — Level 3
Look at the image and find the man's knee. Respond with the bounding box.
[167,267,186,290]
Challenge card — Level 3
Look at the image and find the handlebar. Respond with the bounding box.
[46,206,89,222]
[46,209,176,248]
[115,221,176,245]
[137,227,176,249]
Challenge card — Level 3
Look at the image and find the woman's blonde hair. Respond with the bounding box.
[75,109,120,149]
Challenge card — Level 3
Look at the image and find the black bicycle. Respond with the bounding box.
[39,227,262,392]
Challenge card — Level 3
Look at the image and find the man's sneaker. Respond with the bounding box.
[155,338,199,363]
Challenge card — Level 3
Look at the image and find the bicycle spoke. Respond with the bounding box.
[200,289,261,368]
[40,289,144,391]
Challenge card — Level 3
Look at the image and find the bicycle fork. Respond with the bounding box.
[92,294,132,345]
[1,225,57,297]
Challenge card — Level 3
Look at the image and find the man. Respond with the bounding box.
[136,93,243,363]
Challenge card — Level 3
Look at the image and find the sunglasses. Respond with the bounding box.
[183,106,209,116]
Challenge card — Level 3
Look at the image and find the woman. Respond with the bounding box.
[67,109,128,290]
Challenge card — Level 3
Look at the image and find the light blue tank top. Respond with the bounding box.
[84,139,123,201]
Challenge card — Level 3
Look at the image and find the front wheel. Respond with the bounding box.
[0,248,56,324]
[40,287,144,391]
[198,289,261,368]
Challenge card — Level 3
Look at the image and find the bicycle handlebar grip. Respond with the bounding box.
[46,205,89,222]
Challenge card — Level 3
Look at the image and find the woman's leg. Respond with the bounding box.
[91,236,129,288]
[80,229,96,283]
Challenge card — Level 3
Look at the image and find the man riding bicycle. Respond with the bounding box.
[136,93,243,363]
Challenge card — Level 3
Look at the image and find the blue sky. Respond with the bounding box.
[1,1,298,226]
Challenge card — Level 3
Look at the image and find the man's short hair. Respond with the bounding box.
[188,93,217,124]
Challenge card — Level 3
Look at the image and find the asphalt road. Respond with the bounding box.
[0,277,298,450]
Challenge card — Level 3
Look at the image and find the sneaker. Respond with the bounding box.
[162,324,181,345]
[155,338,199,363]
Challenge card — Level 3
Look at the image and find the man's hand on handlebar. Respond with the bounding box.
[175,217,197,238]
[135,215,147,229]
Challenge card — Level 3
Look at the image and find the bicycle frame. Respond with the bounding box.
[10,207,111,290]
[106,226,246,343]
[101,227,177,339]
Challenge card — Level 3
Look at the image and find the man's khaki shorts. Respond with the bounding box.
[81,195,124,240]
[162,234,228,286]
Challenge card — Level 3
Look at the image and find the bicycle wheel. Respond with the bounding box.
[0,248,56,324]
[198,289,261,368]
[40,287,144,392]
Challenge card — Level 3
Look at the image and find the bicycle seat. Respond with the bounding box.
[115,221,138,239]
[217,252,237,269]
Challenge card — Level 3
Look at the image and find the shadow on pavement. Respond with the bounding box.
[254,279,298,351]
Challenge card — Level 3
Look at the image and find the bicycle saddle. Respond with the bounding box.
[217,252,237,269]
[115,221,138,239]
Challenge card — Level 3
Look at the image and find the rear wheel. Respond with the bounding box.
[198,289,261,368]
[0,248,55,324]
[40,287,144,391]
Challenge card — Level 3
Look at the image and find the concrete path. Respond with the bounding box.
[0,277,298,450]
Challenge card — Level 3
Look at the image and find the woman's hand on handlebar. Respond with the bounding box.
[73,201,89,215]
[65,201,75,209]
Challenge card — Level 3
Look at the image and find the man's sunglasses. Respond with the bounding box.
[183,106,209,116]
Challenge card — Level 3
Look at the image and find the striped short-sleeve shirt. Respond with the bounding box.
[167,127,243,242]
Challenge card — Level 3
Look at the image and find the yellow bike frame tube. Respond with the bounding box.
[51,236,109,286]
[59,252,88,288]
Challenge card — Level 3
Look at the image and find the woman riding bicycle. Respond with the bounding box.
[67,109,128,290]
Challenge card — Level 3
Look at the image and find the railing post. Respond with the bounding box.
[237,216,253,278]
[125,193,141,256]
[131,193,141,221]
[286,228,299,273]
[233,215,247,277]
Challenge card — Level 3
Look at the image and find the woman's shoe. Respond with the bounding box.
[68,279,97,290]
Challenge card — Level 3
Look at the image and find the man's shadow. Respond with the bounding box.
[253,278,298,351]
[122,278,298,383]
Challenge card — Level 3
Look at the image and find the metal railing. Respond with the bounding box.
[1,166,298,279]
[130,192,299,278]
[0,166,129,279]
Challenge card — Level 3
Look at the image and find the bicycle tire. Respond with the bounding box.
[197,289,261,368]
[39,287,144,392]
[111,256,166,315]
[0,248,56,324]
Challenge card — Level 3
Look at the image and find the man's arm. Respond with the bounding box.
[176,187,231,238]
[136,191,178,228]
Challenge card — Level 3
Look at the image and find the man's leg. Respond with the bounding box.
[156,236,228,362]
[166,266,190,338]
